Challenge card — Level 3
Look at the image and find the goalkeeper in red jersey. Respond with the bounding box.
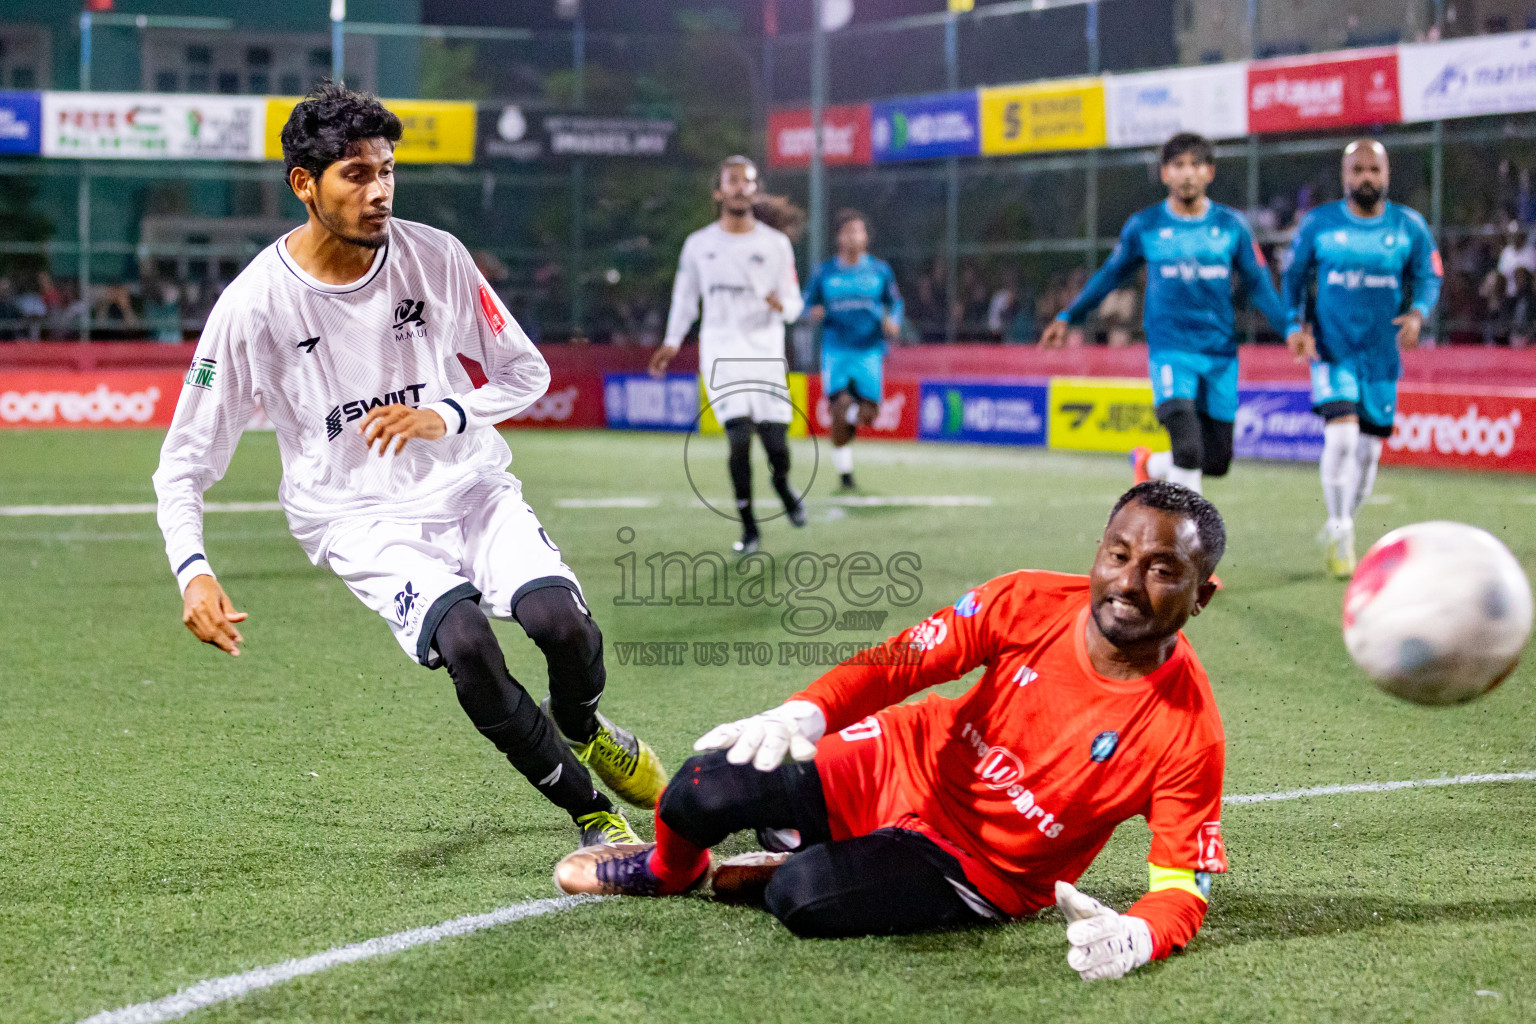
[556,481,1228,982]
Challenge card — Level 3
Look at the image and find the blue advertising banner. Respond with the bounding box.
[0,91,41,155]
[603,373,698,432]
[1234,384,1323,461]
[872,91,980,162]
[919,380,1049,446]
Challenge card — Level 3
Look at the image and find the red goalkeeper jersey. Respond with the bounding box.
[793,570,1227,956]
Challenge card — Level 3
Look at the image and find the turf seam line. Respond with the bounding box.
[72,770,1536,1024]
[75,894,602,1024]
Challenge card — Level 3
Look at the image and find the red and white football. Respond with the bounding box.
[1343,521,1533,706]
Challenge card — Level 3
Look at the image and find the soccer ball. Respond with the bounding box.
[1343,521,1533,706]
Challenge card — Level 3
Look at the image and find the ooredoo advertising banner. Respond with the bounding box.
[1385,385,1536,473]
[871,91,980,162]
[1105,63,1249,148]
[1399,31,1536,122]
[767,105,873,167]
[979,78,1106,155]
[1248,50,1401,133]
[920,380,1050,446]
[0,370,182,428]
[0,91,41,156]
[42,93,266,160]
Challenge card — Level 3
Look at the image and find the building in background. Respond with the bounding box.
[1178,0,1536,64]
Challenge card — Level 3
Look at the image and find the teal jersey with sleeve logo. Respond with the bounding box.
[803,254,904,351]
[1060,200,1289,357]
[1282,200,1442,381]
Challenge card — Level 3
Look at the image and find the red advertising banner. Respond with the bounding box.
[0,370,183,428]
[1384,384,1536,473]
[767,104,873,168]
[1248,50,1401,133]
[499,367,606,429]
[805,374,920,440]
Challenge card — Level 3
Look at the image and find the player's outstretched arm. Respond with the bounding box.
[655,237,702,377]
[181,574,248,657]
[693,699,827,771]
[1046,217,1146,348]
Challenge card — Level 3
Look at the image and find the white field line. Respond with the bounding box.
[71,769,1536,1024]
[555,497,660,508]
[77,895,601,1024]
[1223,770,1536,805]
[823,495,993,507]
[0,502,283,517]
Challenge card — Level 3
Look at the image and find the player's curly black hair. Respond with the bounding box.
[280,80,403,180]
[1108,480,1226,579]
[1160,131,1214,167]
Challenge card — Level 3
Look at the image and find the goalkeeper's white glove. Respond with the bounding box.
[694,700,827,772]
[1055,880,1154,982]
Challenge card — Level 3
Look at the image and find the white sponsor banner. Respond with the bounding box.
[1400,31,1536,122]
[1105,62,1248,148]
[41,92,266,160]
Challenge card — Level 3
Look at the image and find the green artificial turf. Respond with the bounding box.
[1,428,1533,1024]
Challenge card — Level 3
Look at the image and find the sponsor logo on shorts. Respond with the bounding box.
[960,722,1065,838]
[325,383,427,442]
[394,582,418,625]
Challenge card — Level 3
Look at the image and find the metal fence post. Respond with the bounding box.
[808,0,828,277]
[330,0,345,82]
[944,11,959,342]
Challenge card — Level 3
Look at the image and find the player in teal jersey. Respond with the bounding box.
[1281,139,1442,577]
[1043,134,1290,495]
[803,209,903,493]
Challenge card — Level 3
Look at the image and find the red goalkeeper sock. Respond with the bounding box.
[648,811,711,889]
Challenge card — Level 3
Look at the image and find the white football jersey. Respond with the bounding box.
[661,221,803,373]
[153,218,549,592]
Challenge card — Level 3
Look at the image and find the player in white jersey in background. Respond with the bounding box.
[152,82,666,850]
[650,156,807,554]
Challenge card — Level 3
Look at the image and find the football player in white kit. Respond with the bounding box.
[153,83,666,850]
[650,156,807,554]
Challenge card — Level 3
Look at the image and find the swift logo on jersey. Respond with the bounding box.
[960,722,1066,838]
[324,383,428,441]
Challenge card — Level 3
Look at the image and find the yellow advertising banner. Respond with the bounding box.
[1047,377,1170,453]
[698,373,810,438]
[264,98,477,164]
[979,78,1106,155]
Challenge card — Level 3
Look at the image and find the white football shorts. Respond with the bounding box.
[323,475,584,668]
[701,354,794,425]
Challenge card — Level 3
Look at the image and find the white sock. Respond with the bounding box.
[831,445,854,475]
[1320,420,1361,533]
[1167,464,1202,493]
[1349,436,1383,516]
[1146,451,1173,480]
[846,404,860,425]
